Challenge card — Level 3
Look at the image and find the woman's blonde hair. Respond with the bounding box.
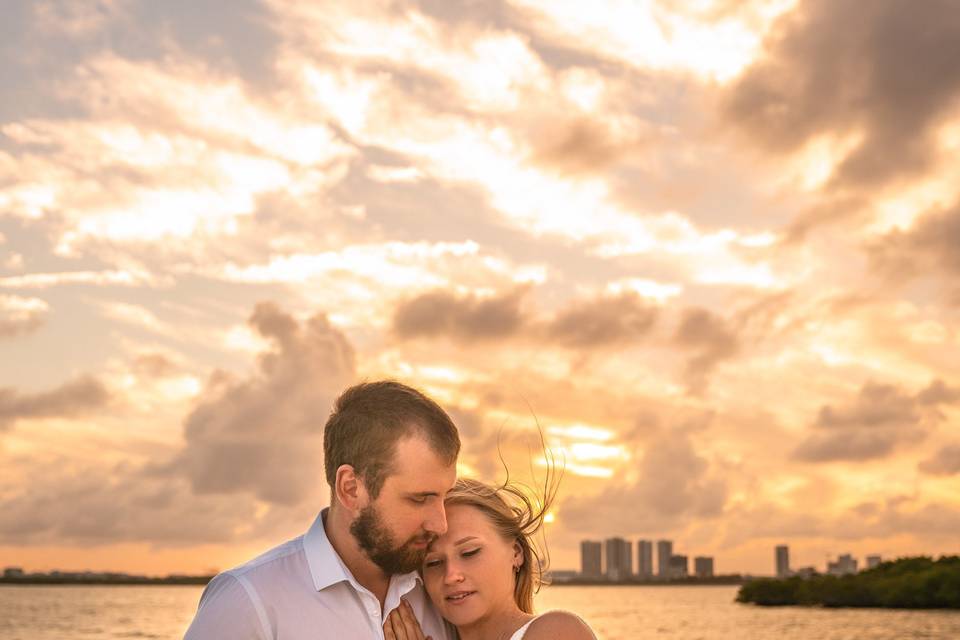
[444,433,561,613]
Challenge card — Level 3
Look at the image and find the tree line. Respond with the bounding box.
[737,556,960,608]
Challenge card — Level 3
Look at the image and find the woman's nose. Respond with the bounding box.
[444,562,464,584]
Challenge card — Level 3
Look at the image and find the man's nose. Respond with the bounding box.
[424,500,448,536]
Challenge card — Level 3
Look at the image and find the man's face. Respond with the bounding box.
[351,434,457,574]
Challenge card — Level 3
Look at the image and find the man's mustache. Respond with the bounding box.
[408,532,437,546]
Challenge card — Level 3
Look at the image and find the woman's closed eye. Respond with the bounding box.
[424,548,479,569]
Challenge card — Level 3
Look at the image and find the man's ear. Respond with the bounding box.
[335,464,368,513]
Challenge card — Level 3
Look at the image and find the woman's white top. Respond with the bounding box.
[508,611,593,640]
[509,616,540,640]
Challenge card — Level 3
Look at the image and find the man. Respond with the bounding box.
[184,380,460,639]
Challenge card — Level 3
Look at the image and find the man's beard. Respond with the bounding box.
[350,503,435,574]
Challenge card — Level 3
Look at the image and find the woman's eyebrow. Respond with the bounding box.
[454,536,479,545]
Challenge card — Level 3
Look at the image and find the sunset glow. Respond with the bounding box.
[2,0,959,579]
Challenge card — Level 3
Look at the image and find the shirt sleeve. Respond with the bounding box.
[183,572,270,640]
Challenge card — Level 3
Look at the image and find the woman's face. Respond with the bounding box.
[422,503,521,627]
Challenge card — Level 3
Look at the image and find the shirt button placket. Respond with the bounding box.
[366,599,382,639]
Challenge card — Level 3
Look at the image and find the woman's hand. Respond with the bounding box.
[383,598,432,640]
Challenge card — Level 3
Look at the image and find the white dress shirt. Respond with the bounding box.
[183,509,453,640]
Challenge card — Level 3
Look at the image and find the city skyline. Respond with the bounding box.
[2,0,960,576]
[578,539,894,579]
[581,537,713,580]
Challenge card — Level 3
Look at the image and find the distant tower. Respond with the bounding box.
[694,556,714,578]
[637,540,654,578]
[866,555,882,570]
[668,554,688,578]
[827,553,858,576]
[605,537,632,581]
[775,545,790,578]
[656,540,673,578]
[580,541,602,578]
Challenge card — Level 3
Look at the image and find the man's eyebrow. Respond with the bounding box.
[454,536,478,546]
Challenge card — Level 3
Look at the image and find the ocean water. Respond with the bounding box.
[2,584,960,639]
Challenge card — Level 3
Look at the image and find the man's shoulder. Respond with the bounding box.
[230,534,306,575]
[217,534,309,588]
[185,535,314,640]
[197,535,311,608]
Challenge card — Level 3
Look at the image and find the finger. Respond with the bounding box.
[411,601,428,640]
[400,599,426,640]
[398,602,418,640]
[390,609,410,640]
[390,609,412,640]
[383,613,396,640]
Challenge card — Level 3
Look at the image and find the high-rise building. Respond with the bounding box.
[668,554,688,578]
[775,545,790,578]
[637,540,654,578]
[580,541,602,578]
[866,555,882,570]
[694,556,714,578]
[827,554,858,576]
[605,537,632,581]
[656,540,673,578]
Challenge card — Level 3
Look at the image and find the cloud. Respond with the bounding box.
[0,460,257,546]
[528,116,644,176]
[392,288,660,349]
[131,352,181,379]
[0,270,155,288]
[560,427,727,535]
[784,195,869,243]
[544,292,658,348]
[509,0,781,82]
[0,301,361,547]
[0,375,111,430]
[0,294,48,338]
[724,495,960,542]
[918,444,960,476]
[723,0,960,190]
[30,0,128,38]
[176,302,356,505]
[870,199,960,288]
[917,379,960,405]
[793,379,960,463]
[0,51,354,258]
[673,307,739,393]
[393,288,528,341]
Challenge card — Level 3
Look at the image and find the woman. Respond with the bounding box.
[385,477,597,640]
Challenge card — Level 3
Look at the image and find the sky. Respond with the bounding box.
[1,0,959,577]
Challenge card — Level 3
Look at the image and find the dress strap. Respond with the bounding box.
[508,616,539,640]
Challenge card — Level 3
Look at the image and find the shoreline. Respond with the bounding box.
[1,576,746,587]
[0,577,213,586]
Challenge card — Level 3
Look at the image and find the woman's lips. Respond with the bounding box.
[445,590,476,604]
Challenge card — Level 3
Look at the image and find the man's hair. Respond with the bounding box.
[323,380,460,499]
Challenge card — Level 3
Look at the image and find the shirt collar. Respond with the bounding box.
[303,508,423,594]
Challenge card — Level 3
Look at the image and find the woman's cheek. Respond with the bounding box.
[425,573,442,603]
